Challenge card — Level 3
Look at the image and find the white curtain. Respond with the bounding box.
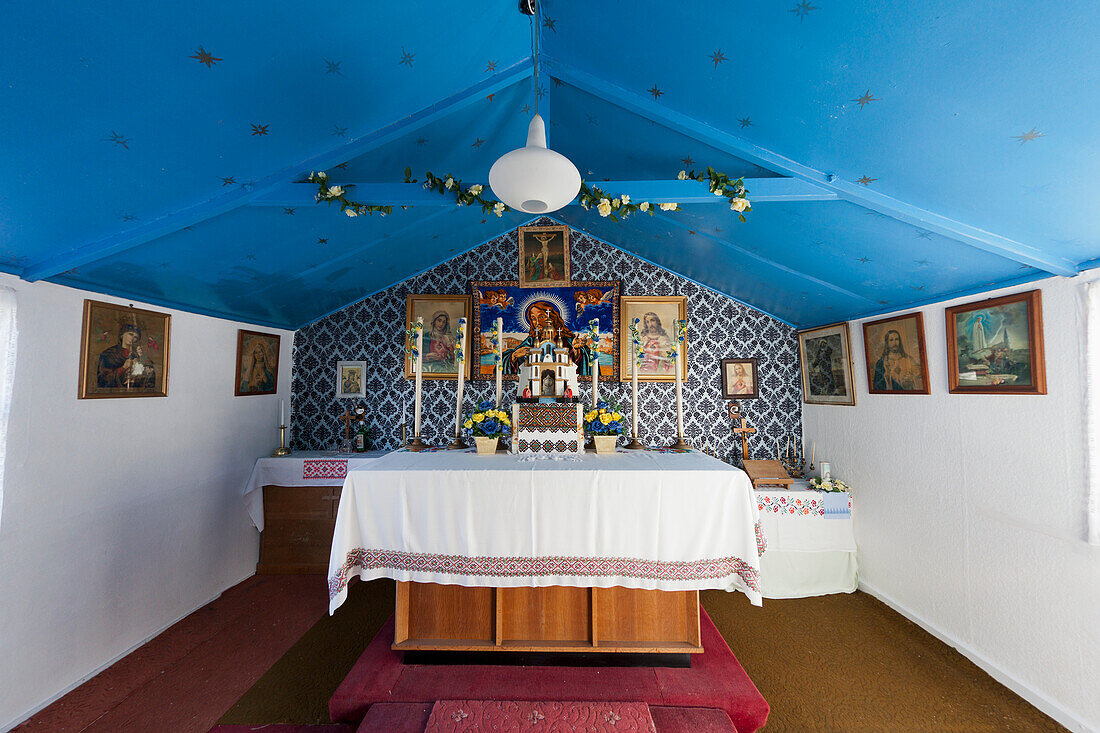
[1085,281,1100,545]
[0,286,16,527]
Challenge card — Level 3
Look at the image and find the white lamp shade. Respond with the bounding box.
[489,114,581,214]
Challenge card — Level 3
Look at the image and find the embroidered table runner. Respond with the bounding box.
[328,449,764,613]
[243,450,391,530]
[754,489,855,553]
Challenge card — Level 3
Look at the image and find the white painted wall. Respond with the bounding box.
[0,274,293,730]
[803,275,1100,732]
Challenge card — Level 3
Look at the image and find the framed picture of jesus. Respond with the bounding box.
[517,224,570,288]
[618,296,688,382]
[862,312,929,395]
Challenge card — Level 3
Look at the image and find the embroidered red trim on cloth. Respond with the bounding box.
[755,520,767,555]
[303,459,348,479]
[328,547,762,599]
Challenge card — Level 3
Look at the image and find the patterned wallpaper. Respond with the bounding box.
[290,219,803,465]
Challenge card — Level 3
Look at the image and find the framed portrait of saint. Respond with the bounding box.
[234,330,280,396]
[618,296,687,382]
[797,323,855,405]
[945,289,1045,394]
[78,299,170,399]
[862,313,929,394]
[721,358,759,400]
[405,294,472,381]
[336,361,366,398]
[518,224,570,288]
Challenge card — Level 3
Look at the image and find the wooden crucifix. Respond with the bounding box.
[337,407,361,447]
[732,416,756,460]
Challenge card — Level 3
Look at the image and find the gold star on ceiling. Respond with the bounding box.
[317,238,328,245]
[790,1,819,20]
[332,125,347,137]
[190,47,221,68]
[648,84,663,100]
[283,208,295,215]
[543,17,557,32]
[105,131,129,149]
[710,50,726,68]
[323,59,342,75]
[221,176,236,186]
[250,123,269,136]
[399,47,414,67]
[485,60,497,72]
[1012,127,1045,144]
[738,117,753,128]
[856,176,877,185]
[680,156,695,167]
[852,90,879,109]
[472,137,485,148]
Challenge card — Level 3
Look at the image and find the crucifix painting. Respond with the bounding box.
[518,224,570,288]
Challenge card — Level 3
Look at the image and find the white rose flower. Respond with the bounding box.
[639,202,649,212]
[315,193,324,202]
[597,198,612,217]
[317,171,328,180]
[327,185,344,197]
[677,170,687,180]
[659,202,677,211]
[493,202,505,217]
[345,208,358,217]
[713,187,724,196]
[730,198,748,212]
[620,194,630,204]
[444,177,455,190]
[612,198,620,208]
[468,184,483,195]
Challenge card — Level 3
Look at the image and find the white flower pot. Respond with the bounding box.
[593,435,618,455]
[475,436,498,455]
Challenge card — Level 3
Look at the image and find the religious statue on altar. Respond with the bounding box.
[510,324,584,453]
[515,325,580,400]
[502,301,593,377]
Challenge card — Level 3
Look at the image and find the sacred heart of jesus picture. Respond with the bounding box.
[470,280,619,381]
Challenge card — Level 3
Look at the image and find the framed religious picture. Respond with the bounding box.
[721,358,759,399]
[78,299,170,399]
[862,312,930,394]
[945,289,1045,394]
[797,323,856,405]
[404,294,472,380]
[470,280,619,381]
[618,296,688,382]
[517,224,570,288]
[336,361,366,398]
[234,330,280,396]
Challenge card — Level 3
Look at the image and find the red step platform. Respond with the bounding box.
[331,607,768,733]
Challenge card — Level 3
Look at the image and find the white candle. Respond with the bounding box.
[674,321,685,440]
[631,319,640,442]
[454,318,467,440]
[776,436,781,461]
[280,399,285,426]
[495,316,504,408]
[414,317,424,437]
[590,321,600,407]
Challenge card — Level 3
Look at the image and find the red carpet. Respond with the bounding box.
[330,607,768,733]
[424,700,656,731]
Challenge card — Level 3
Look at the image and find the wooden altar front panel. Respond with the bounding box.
[393,581,702,654]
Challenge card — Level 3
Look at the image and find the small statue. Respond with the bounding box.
[564,387,573,398]
[523,386,532,398]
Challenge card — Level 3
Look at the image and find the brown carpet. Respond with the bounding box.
[220,579,1064,732]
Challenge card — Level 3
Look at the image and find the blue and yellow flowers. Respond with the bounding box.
[584,398,624,436]
[463,399,512,439]
[405,320,423,362]
[488,321,502,366]
[629,318,644,365]
[455,318,466,364]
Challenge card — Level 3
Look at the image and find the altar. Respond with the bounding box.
[327,448,764,654]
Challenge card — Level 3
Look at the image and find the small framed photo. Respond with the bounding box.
[618,296,687,382]
[78,299,170,399]
[945,289,1045,394]
[234,330,280,396]
[862,312,930,394]
[518,224,570,288]
[798,322,856,405]
[721,358,759,400]
[337,360,366,398]
[405,294,472,380]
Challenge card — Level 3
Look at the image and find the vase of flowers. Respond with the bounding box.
[463,400,512,456]
[584,399,624,455]
[809,477,851,493]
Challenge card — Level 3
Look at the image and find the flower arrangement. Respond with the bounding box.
[629,318,644,365]
[308,167,750,224]
[404,320,423,362]
[454,318,466,365]
[584,398,625,436]
[665,318,687,360]
[810,477,851,493]
[463,400,512,439]
[487,320,502,365]
[587,318,601,355]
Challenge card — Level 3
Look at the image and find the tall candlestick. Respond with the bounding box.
[776,437,781,461]
[670,319,689,449]
[414,317,423,436]
[590,320,600,408]
[626,318,643,449]
[450,317,467,448]
[494,316,504,408]
[811,442,816,466]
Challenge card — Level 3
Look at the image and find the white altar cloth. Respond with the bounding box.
[327,449,764,614]
[243,450,391,531]
[754,488,857,598]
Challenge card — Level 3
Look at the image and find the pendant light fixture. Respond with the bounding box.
[488,1,580,214]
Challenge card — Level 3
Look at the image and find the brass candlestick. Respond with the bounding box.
[272,425,291,456]
[406,435,428,452]
[669,436,692,450]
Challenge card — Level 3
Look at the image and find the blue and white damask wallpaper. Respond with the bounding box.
[290,219,803,464]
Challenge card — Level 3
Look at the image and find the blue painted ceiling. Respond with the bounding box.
[1,1,1097,329]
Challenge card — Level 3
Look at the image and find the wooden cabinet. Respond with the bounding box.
[257,485,341,574]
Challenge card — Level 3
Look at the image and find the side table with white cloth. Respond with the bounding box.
[327,448,766,654]
[243,450,390,573]
[754,486,857,598]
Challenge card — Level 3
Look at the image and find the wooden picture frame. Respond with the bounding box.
[234,330,280,396]
[798,322,856,405]
[720,358,759,399]
[518,224,570,288]
[618,296,688,382]
[336,360,366,398]
[945,289,1045,395]
[78,299,170,399]
[470,280,619,382]
[862,312,930,394]
[404,294,472,381]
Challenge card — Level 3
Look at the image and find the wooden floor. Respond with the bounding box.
[11,575,329,733]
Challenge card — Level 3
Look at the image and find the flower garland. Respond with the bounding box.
[629,317,644,365]
[665,318,687,360]
[307,166,751,223]
[454,317,466,365]
[404,320,423,361]
[487,320,502,366]
[809,477,852,493]
[587,318,601,356]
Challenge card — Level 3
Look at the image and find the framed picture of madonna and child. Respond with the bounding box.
[618,295,687,382]
[404,294,472,381]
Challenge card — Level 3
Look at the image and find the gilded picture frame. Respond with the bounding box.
[798,322,856,406]
[618,296,688,382]
[862,312,930,395]
[404,294,472,381]
[234,330,280,396]
[78,299,170,399]
[517,224,570,288]
[945,289,1046,395]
